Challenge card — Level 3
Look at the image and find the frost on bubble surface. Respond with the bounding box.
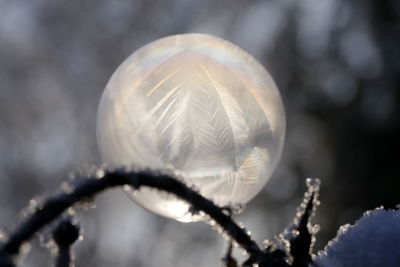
[96,33,286,222]
[315,207,400,267]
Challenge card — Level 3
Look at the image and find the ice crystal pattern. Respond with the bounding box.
[97,33,286,222]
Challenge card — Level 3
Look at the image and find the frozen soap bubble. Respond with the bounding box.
[97,33,286,222]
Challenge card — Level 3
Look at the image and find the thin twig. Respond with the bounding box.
[0,168,264,264]
[223,241,237,267]
[289,193,314,266]
[52,218,80,267]
[222,208,237,267]
[289,178,320,267]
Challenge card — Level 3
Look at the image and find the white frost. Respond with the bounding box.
[315,206,400,267]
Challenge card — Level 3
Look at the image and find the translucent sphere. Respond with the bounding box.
[97,33,285,222]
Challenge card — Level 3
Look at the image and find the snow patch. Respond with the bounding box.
[315,206,400,267]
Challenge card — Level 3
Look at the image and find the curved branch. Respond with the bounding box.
[0,168,264,264]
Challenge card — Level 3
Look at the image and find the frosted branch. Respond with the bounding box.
[0,168,264,265]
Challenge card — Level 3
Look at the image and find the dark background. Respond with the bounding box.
[0,0,399,266]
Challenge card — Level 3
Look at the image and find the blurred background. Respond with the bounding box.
[0,0,399,266]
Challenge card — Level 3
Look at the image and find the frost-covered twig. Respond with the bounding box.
[288,178,320,267]
[52,217,80,267]
[223,240,237,267]
[222,208,238,267]
[247,179,320,267]
[289,193,314,266]
[0,168,264,265]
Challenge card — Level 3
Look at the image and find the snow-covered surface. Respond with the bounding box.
[315,206,400,267]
